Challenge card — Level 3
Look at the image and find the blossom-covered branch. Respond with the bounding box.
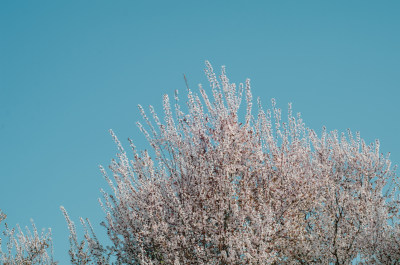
[0,209,57,265]
[63,62,400,264]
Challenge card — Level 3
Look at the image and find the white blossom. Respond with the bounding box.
[62,62,400,264]
[0,210,57,265]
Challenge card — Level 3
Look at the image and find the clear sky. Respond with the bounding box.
[1,0,399,263]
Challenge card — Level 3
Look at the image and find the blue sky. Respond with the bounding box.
[1,0,399,262]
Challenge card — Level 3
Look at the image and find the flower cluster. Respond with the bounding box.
[63,62,399,264]
[0,210,57,265]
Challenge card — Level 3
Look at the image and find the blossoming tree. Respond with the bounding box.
[0,209,57,265]
[58,62,398,264]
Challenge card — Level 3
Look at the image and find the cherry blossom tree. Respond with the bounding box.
[62,62,400,264]
[0,209,57,265]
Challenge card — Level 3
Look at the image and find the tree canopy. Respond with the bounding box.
[2,62,400,264]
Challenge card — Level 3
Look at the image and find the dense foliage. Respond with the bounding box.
[0,209,57,264]
[2,62,400,264]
